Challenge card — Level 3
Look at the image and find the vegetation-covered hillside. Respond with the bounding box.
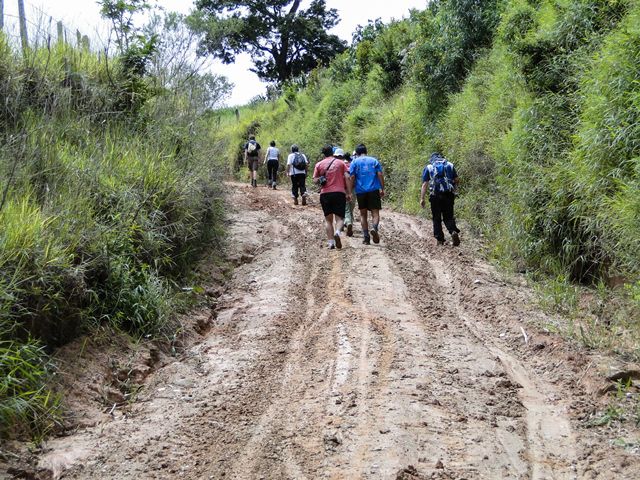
[0,12,228,438]
[219,0,639,352]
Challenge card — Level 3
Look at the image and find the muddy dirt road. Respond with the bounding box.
[20,183,640,479]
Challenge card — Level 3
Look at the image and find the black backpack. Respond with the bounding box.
[247,140,259,157]
[292,152,306,170]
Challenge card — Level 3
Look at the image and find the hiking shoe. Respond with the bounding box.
[451,231,460,246]
[437,239,445,246]
[334,233,342,249]
[293,197,299,205]
[370,229,380,244]
[329,244,336,250]
[301,196,307,206]
[346,224,353,237]
[252,180,257,188]
[272,184,277,190]
[363,236,371,245]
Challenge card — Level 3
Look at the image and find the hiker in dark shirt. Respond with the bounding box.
[420,152,461,246]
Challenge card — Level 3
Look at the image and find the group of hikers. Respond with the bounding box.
[243,136,461,248]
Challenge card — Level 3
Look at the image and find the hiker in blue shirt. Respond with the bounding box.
[420,152,461,246]
[349,144,385,245]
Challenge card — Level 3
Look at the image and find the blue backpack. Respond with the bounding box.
[430,154,454,194]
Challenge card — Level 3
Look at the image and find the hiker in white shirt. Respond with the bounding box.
[264,140,281,189]
[286,144,308,205]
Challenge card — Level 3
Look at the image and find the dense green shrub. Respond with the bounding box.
[0,24,227,438]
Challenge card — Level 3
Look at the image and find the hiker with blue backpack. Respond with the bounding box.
[420,152,461,246]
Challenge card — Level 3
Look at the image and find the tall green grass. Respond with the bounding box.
[0,28,227,438]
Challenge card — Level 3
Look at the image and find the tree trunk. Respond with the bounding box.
[0,0,4,30]
[57,21,64,46]
[18,0,28,52]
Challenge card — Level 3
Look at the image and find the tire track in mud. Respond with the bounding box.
[25,183,638,480]
[384,213,578,479]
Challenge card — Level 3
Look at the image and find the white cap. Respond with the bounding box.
[334,148,345,157]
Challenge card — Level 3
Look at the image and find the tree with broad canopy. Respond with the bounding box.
[190,0,347,84]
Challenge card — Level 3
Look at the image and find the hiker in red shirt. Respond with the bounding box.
[313,145,353,249]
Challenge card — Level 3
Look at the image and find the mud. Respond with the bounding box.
[3,182,639,479]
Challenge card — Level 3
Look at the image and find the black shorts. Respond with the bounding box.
[247,156,259,171]
[320,192,346,217]
[356,190,382,211]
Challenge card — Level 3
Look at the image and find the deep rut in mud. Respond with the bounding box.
[13,183,640,480]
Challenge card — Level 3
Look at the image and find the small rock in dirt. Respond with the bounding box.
[435,459,444,469]
[380,428,390,434]
[395,465,427,480]
[204,286,222,298]
[323,433,342,448]
[495,379,522,389]
[606,367,640,383]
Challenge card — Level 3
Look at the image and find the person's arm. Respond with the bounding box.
[344,171,353,201]
[420,181,428,208]
[377,171,385,198]
[312,162,321,184]
[263,149,268,165]
[420,166,430,208]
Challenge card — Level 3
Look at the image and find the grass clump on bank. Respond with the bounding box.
[0,13,229,439]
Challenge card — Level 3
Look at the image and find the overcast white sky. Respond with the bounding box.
[4,0,426,105]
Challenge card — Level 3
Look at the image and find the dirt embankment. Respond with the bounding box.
[4,182,639,479]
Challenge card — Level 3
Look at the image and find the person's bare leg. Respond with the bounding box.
[371,209,380,228]
[333,215,344,249]
[370,209,380,243]
[359,209,369,232]
[324,214,335,240]
[359,209,370,244]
